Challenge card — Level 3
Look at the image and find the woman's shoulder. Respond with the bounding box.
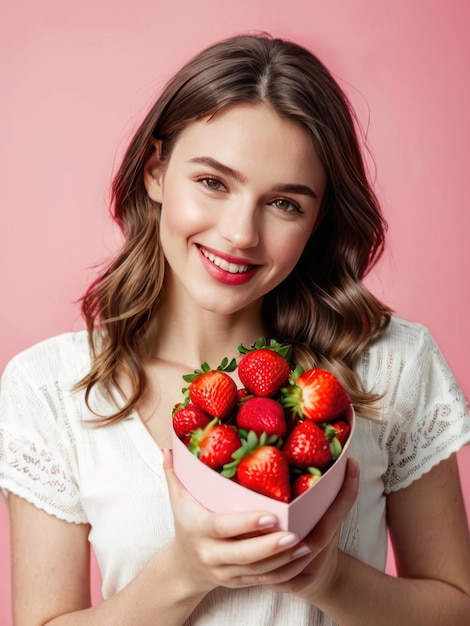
[0,331,92,523]
[2,330,91,387]
[358,315,451,398]
[375,315,432,350]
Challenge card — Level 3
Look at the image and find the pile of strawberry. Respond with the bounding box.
[172,338,351,503]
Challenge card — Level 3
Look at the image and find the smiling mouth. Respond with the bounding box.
[200,247,253,274]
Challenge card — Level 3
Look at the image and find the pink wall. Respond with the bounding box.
[1,1,469,622]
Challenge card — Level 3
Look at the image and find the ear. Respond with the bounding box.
[143,140,165,203]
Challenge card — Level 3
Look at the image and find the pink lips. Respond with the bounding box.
[197,245,259,285]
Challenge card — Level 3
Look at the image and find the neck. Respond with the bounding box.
[145,300,267,371]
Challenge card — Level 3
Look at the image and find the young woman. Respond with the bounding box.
[1,34,469,625]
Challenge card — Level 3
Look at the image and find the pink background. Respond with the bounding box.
[1,1,469,622]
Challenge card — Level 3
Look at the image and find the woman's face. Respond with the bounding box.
[144,103,327,317]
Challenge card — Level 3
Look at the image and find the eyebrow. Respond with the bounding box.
[187,156,318,199]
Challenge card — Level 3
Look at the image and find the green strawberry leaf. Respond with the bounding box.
[324,424,340,441]
[329,437,343,460]
[255,337,267,349]
[288,365,305,383]
[280,385,303,417]
[222,459,241,469]
[238,336,292,359]
[221,466,238,478]
[267,338,291,359]
[217,357,237,372]
[231,447,248,461]
[266,434,282,446]
[307,467,323,477]
[246,430,259,449]
[182,360,220,383]
[237,428,249,440]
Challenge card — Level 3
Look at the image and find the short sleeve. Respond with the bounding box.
[0,354,88,524]
[380,325,470,494]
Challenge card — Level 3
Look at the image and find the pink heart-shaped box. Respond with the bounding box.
[172,405,355,540]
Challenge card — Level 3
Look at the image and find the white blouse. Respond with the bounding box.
[1,316,469,625]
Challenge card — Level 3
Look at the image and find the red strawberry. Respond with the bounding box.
[326,419,350,447]
[172,404,211,444]
[238,338,291,397]
[283,419,333,469]
[236,387,250,401]
[236,396,287,438]
[237,445,291,503]
[190,421,242,470]
[183,360,238,419]
[292,467,323,498]
[281,367,350,422]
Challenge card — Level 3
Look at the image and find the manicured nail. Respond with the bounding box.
[278,533,299,548]
[291,545,311,559]
[258,515,277,528]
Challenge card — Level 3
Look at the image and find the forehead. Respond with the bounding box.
[168,103,326,188]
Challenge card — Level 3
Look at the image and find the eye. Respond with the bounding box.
[270,197,303,214]
[197,177,227,192]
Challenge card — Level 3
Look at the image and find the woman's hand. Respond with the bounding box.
[162,450,359,598]
[269,458,360,601]
[162,449,309,593]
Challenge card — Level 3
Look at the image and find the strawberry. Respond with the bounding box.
[283,419,333,470]
[236,387,250,401]
[236,396,287,438]
[292,467,323,498]
[326,419,350,447]
[183,359,238,419]
[281,367,350,422]
[237,445,291,502]
[223,431,291,502]
[172,404,211,444]
[190,421,242,470]
[238,338,291,397]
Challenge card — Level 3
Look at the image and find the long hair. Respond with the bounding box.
[76,34,391,422]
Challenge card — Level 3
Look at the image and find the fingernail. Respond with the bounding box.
[278,533,299,548]
[258,515,277,529]
[291,545,311,559]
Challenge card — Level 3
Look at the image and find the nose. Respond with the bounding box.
[218,199,260,249]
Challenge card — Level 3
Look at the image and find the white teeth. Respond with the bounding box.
[201,248,250,274]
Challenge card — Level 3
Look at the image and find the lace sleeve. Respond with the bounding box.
[0,355,88,524]
[379,325,470,494]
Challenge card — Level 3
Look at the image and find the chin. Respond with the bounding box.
[191,290,257,317]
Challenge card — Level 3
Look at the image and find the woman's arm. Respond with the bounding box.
[272,453,470,625]
[10,448,341,626]
[9,494,92,623]
[8,492,217,625]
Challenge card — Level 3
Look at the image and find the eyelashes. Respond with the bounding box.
[195,176,304,215]
[198,176,226,192]
[270,198,303,214]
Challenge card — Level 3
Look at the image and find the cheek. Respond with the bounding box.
[160,189,210,239]
[273,228,313,270]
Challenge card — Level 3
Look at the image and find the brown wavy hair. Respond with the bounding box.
[76,33,391,422]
